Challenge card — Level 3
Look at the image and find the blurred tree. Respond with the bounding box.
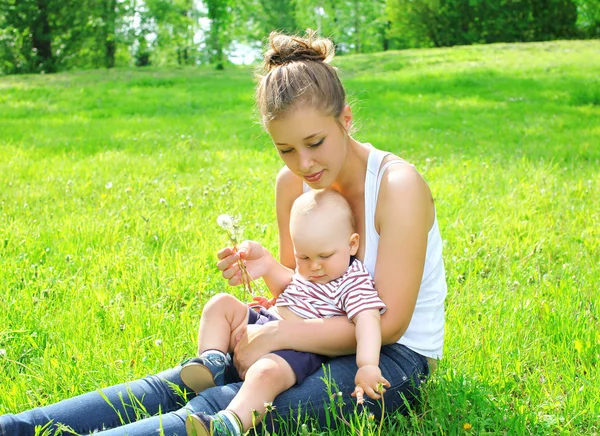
[295,0,387,54]
[0,0,593,75]
[205,0,230,69]
[387,0,579,48]
[146,0,197,65]
[574,0,600,37]
[258,0,298,33]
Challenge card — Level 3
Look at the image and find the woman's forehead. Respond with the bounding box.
[268,109,334,140]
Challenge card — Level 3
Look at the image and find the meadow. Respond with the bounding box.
[0,39,599,434]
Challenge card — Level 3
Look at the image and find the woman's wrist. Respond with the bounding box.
[263,320,282,351]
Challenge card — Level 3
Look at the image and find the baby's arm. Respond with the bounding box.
[352,309,390,402]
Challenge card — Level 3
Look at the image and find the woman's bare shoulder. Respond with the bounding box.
[276,165,301,186]
[377,157,434,229]
[276,166,303,199]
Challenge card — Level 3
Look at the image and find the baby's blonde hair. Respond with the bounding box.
[255,29,346,126]
[291,189,355,234]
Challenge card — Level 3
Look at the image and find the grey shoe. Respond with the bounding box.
[180,355,227,393]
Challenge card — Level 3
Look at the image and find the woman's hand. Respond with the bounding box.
[232,322,279,379]
[352,365,390,403]
[217,240,270,287]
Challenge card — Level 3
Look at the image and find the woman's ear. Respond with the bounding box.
[349,232,360,256]
[339,105,353,132]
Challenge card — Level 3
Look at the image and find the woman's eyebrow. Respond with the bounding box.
[303,130,324,140]
[275,130,324,145]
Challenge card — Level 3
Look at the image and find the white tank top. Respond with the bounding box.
[303,146,447,359]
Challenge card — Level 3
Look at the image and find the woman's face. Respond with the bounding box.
[267,107,352,188]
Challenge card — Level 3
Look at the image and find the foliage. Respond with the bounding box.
[0,40,599,434]
[1,0,599,74]
[574,0,600,37]
[387,0,580,48]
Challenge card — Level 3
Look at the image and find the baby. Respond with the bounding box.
[182,189,389,436]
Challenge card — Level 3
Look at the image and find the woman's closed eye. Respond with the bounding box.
[309,138,324,148]
[279,148,294,154]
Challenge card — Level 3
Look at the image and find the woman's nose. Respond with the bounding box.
[298,151,314,173]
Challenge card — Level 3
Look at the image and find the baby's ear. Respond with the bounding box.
[349,233,360,255]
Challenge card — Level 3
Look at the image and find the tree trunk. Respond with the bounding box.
[354,0,361,53]
[383,20,390,51]
[105,0,117,68]
[32,0,54,72]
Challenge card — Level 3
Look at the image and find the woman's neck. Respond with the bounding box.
[331,137,370,197]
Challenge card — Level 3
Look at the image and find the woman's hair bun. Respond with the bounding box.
[263,29,335,72]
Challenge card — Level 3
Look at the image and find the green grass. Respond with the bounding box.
[1,39,599,434]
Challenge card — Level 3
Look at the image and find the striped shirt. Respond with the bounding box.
[275,259,386,321]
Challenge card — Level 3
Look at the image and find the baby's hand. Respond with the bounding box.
[352,365,390,404]
[247,295,276,309]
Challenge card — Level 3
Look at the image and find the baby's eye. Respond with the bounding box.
[320,253,333,259]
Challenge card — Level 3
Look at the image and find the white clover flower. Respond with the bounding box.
[154,339,163,347]
[0,349,6,357]
[105,182,113,189]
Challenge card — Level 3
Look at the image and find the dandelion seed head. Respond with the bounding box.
[0,349,6,357]
[217,214,234,230]
[154,339,162,347]
[105,182,113,189]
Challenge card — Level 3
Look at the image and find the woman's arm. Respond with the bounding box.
[275,166,303,269]
[375,163,433,344]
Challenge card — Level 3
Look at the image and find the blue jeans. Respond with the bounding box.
[0,344,429,436]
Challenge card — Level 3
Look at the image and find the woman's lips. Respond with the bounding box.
[303,170,323,182]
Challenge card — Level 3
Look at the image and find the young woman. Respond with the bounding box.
[0,30,446,436]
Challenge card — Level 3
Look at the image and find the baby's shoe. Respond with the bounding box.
[180,354,227,393]
[185,412,238,436]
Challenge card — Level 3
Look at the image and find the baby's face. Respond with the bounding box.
[291,209,358,284]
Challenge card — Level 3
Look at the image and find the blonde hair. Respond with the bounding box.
[255,29,346,126]
[291,189,356,234]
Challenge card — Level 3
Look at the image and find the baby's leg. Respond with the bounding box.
[197,293,249,354]
[227,354,296,431]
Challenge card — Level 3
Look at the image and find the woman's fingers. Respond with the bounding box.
[217,246,234,260]
[216,251,240,272]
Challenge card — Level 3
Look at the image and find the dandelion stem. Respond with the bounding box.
[236,254,253,299]
[378,386,385,436]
